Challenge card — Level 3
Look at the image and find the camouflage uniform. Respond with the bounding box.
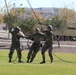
[26,28,45,63]
[40,25,53,64]
[8,27,25,63]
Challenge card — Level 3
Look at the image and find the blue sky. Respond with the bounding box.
[0,0,76,10]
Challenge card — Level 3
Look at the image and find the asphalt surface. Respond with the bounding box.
[0,31,76,54]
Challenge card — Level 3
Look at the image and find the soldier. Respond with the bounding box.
[26,28,45,63]
[40,25,53,64]
[8,26,25,63]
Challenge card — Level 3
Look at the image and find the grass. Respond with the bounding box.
[0,50,76,75]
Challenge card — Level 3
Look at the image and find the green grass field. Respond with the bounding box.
[0,50,76,75]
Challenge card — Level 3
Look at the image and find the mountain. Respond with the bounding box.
[12,7,69,19]
[25,7,60,18]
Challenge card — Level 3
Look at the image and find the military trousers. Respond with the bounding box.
[9,44,22,60]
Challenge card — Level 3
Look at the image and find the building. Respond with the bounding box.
[0,23,6,31]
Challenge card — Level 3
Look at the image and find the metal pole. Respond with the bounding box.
[4,0,9,14]
[4,0,11,39]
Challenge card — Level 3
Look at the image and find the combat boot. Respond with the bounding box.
[50,56,53,63]
[51,58,53,63]
[40,61,46,64]
[26,58,30,63]
[9,58,12,63]
[29,60,33,63]
[9,60,12,63]
[18,58,24,63]
[18,60,24,63]
[29,57,34,63]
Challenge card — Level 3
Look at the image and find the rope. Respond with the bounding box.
[53,53,76,63]
[26,0,41,24]
[26,0,43,30]
[12,56,18,63]
[26,0,76,64]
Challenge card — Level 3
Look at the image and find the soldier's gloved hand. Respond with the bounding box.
[24,36,28,38]
[40,44,42,47]
[38,22,42,25]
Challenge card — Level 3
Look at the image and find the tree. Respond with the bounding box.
[3,13,18,30]
[0,14,4,23]
[50,15,67,40]
[31,10,45,24]
[50,16,65,30]
[44,19,51,25]
[16,17,38,34]
[59,8,76,27]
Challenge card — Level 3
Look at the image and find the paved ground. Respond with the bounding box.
[0,31,76,53]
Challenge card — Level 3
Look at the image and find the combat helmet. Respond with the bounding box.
[47,25,53,31]
[35,28,40,32]
[14,26,21,31]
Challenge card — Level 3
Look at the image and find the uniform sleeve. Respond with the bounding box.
[24,34,34,40]
[9,28,14,34]
[18,31,26,38]
[39,32,46,41]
